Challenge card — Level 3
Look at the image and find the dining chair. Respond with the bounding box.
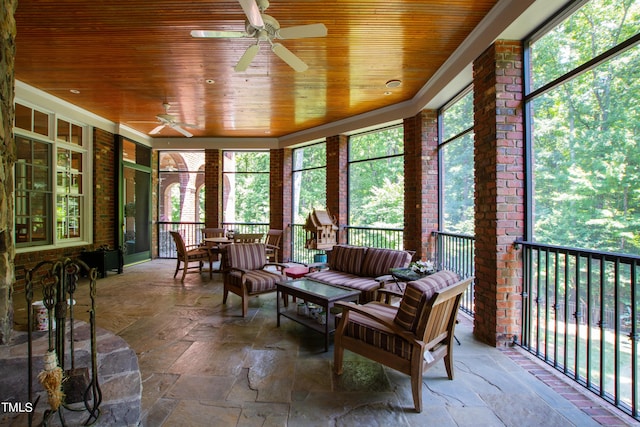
[232,233,264,243]
[264,229,283,262]
[170,231,212,282]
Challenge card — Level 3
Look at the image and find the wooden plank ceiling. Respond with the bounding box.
[14,0,498,139]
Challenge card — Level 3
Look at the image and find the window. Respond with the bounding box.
[348,126,404,229]
[222,151,270,225]
[439,88,475,234]
[158,151,205,223]
[14,102,89,248]
[292,142,326,224]
[526,0,640,255]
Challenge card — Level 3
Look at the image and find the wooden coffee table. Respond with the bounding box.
[276,278,360,352]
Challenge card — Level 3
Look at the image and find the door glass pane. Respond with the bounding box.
[123,166,151,259]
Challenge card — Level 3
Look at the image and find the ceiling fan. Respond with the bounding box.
[191,0,327,72]
[149,103,198,138]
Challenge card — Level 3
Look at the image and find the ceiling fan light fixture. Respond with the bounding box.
[385,79,402,88]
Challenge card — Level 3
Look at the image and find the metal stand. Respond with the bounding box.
[25,257,102,426]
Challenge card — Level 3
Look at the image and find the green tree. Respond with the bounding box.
[531,0,640,255]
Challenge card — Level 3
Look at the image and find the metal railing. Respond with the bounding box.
[289,224,405,264]
[158,222,268,258]
[517,240,640,420]
[289,224,326,264]
[221,222,269,236]
[157,222,205,258]
[345,226,404,250]
[432,231,476,315]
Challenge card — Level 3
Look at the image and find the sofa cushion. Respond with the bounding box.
[328,245,367,275]
[306,270,381,303]
[360,247,412,278]
[393,270,460,332]
[306,269,360,285]
[226,243,266,271]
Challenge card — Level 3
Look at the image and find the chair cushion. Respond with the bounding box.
[394,270,460,332]
[328,245,367,275]
[226,243,266,270]
[360,248,412,277]
[341,302,413,360]
[228,269,281,293]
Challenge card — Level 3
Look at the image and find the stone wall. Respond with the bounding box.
[0,0,17,345]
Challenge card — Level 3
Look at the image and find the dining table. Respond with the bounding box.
[203,236,233,272]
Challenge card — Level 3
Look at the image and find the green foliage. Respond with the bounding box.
[531,0,640,255]
[292,143,327,223]
[349,127,404,228]
[441,90,475,235]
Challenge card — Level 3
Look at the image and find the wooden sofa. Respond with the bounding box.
[305,244,413,303]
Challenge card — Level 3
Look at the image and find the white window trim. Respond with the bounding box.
[14,99,93,253]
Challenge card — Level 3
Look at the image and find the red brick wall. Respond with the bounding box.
[404,111,438,261]
[93,128,117,248]
[473,40,525,347]
[326,135,348,244]
[204,149,221,227]
[269,148,293,262]
[14,127,118,291]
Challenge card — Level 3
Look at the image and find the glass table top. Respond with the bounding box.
[278,278,359,299]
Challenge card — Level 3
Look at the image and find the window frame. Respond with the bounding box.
[437,85,475,235]
[13,100,92,251]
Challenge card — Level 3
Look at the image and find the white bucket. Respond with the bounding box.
[32,301,54,331]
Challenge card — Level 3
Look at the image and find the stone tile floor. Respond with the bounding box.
[7,259,640,426]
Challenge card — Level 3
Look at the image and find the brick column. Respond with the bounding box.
[269,148,292,262]
[473,40,525,347]
[404,111,438,261]
[204,149,221,227]
[326,135,348,244]
[93,129,117,249]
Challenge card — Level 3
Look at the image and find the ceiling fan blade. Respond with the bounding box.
[149,124,165,135]
[238,0,264,28]
[277,23,328,40]
[191,30,247,39]
[271,43,308,72]
[176,121,198,129]
[234,44,260,72]
[172,125,193,138]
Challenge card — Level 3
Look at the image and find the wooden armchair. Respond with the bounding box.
[170,231,212,282]
[223,243,287,317]
[333,271,473,412]
[264,229,283,262]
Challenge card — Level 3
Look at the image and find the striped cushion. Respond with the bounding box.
[228,269,281,293]
[305,271,380,303]
[342,302,413,360]
[394,270,460,332]
[360,248,412,277]
[328,245,366,275]
[226,243,266,271]
[306,269,360,285]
